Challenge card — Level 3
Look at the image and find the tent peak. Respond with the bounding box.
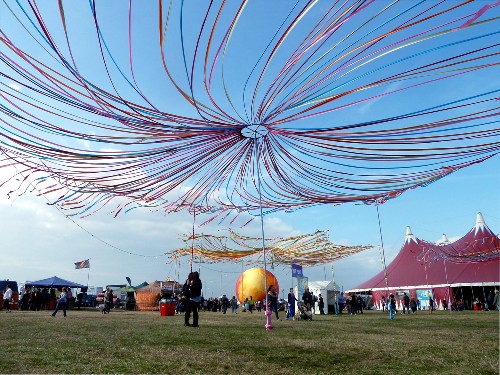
[405,226,417,243]
[476,212,485,226]
[437,233,450,245]
[474,212,488,235]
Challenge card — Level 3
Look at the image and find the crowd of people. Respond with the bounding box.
[4,280,499,322]
[374,290,500,320]
[17,287,75,311]
[171,281,293,322]
[170,285,329,323]
[344,293,368,315]
[170,285,500,321]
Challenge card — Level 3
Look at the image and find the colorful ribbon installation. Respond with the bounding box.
[1,1,499,219]
[419,236,500,264]
[414,212,500,264]
[166,229,373,266]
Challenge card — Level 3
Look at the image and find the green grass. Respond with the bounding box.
[1,309,498,374]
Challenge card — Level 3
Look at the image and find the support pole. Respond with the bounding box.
[376,205,390,306]
[443,259,452,313]
[254,136,272,330]
[87,260,91,288]
[190,209,196,273]
[331,258,339,316]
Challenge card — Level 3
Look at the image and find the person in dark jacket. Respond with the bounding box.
[302,288,313,310]
[185,272,202,327]
[189,272,202,327]
[389,294,396,320]
[318,294,325,315]
[410,297,417,313]
[402,292,410,314]
[267,284,280,320]
[220,295,229,314]
[104,289,114,314]
[183,273,193,325]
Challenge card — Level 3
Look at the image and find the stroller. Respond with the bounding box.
[297,301,313,320]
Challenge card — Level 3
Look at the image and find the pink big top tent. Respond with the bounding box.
[346,213,500,310]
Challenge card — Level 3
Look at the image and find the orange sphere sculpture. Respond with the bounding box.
[235,268,279,303]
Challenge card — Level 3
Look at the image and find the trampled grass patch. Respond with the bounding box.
[0,309,498,374]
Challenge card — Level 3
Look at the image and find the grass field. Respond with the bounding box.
[1,308,498,374]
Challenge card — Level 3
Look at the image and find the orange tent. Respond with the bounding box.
[135,280,182,311]
[135,281,162,311]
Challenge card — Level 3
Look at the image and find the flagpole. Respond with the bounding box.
[331,256,339,316]
[87,258,91,287]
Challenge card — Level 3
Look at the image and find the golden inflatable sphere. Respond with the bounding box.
[235,267,279,303]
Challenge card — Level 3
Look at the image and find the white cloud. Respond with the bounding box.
[358,81,402,114]
[8,82,22,92]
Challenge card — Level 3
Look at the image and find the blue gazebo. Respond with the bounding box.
[25,276,85,289]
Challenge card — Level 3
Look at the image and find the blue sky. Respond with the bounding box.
[1,1,499,298]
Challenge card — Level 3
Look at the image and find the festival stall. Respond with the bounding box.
[135,280,181,311]
[135,281,162,311]
[307,280,341,315]
[25,276,86,310]
[25,276,86,289]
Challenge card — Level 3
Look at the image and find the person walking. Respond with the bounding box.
[105,289,114,314]
[493,290,500,311]
[51,287,68,317]
[286,288,298,320]
[428,296,435,313]
[389,294,396,320]
[402,292,410,315]
[230,296,238,313]
[220,294,229,314]
[410,297,417,313]
[1,284,13,312]
[248,296,255,314]
[267,284,280,320]
[318,294,325,315]
[102,288,109,314]
[381,296,386,312]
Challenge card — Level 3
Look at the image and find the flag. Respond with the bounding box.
[291,263,303,277]
[126,276,131,286]
[75,259,90,269]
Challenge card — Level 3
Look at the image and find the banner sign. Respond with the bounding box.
[291,263,303,277]
[297,276,308,300]
[416,289,433,309]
